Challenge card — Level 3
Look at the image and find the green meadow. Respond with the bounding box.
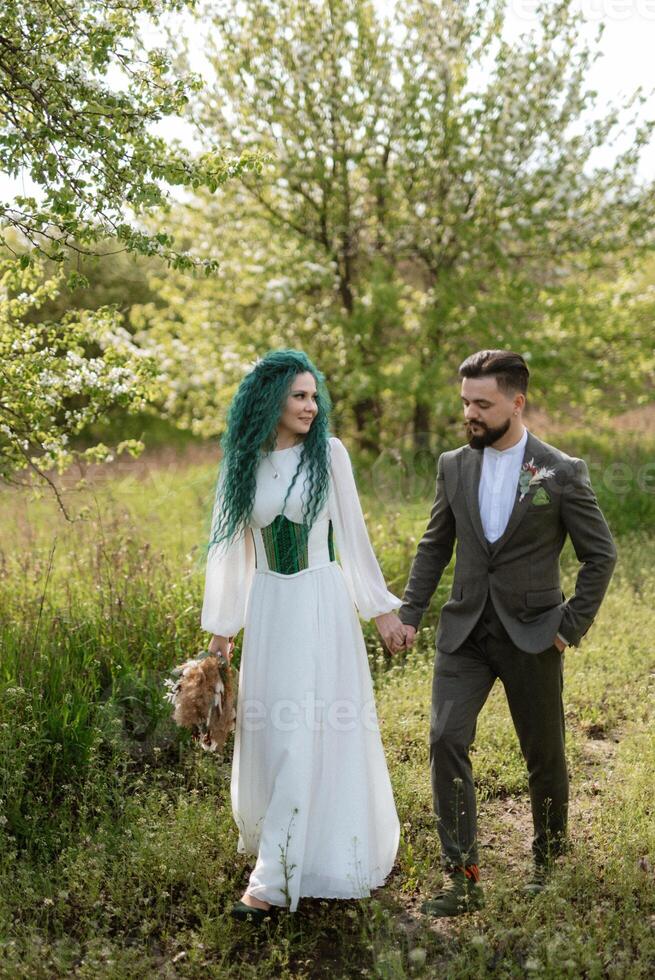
[1,431,654,978]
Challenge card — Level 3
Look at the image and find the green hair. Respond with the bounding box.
[208,349,333,551]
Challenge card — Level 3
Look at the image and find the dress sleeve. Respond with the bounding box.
[200,471,256,636]
[328,436,402,620]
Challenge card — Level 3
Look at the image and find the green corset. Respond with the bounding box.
[260,515,335,574]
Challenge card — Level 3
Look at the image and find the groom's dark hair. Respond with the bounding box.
[459,349,529,397]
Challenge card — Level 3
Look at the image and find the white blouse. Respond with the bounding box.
[200,435,401,636]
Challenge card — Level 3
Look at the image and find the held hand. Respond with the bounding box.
[403,625,417,649]
[553,635,566,653]
[374,612,413,654]
[208,634,233,661]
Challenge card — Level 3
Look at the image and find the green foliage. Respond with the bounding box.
[4,0,655,492]
[553,428,655,537]
[1,444,654,975]
[138,0,655,451]
[0,256,159,488]
[0,0,264,270]
[0,0,266,491]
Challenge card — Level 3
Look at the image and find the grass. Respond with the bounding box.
[1,437,654,978]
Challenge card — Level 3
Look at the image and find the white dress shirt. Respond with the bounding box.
[477,426,568,647]
[478,426,528,544]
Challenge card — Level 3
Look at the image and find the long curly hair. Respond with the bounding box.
[208,350,333,552]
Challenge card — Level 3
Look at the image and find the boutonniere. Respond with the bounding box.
[518,458,555,503]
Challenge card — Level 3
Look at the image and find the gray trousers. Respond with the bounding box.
[431,596,569,869]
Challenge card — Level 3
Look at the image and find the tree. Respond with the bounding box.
[0,0,264,496]
[0,0,263,269]
[171,0,654,453]
[125,180,419,446]
[182,0,407,451]
[0,255,157,504]
[127,190,347,437]
[391,0,655,437]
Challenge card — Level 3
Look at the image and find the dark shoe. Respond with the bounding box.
[230,899,277,923]
[522,863,551,896]
[420,869,485,917]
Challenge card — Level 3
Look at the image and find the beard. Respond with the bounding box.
[465,417,511,450]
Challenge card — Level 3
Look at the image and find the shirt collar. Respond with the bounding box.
[483,426,528,458]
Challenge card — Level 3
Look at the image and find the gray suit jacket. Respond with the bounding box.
[398,431,617,654]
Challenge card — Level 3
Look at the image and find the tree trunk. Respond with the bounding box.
[412,399,433,453]
[353,395,382,456]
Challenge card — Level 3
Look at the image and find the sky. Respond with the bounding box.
[499,0,655,119]
[502,0,655,176]
[1,0,654,205]
[486,0,655,172]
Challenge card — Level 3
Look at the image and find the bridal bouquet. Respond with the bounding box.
[163,648,236,754]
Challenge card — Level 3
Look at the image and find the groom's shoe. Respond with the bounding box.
[522,843,569,896]
[420,867,485,917]
[522,862,552,897]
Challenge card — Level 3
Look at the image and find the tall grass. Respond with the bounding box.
[1,432,654,976]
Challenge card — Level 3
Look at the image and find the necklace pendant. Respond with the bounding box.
[273,471,280,479]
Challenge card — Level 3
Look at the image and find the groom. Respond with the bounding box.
[386,349,617,916]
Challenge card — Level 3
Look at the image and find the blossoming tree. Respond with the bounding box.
[0,0,263,499]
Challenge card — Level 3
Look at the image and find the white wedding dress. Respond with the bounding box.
[201,436,401,911]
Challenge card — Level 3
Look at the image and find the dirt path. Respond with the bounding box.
[389,727,623,942]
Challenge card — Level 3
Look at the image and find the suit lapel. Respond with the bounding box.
[489,430,544,557]
[462,447,490,553]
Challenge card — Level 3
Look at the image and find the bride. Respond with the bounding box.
[201,349,406,921]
